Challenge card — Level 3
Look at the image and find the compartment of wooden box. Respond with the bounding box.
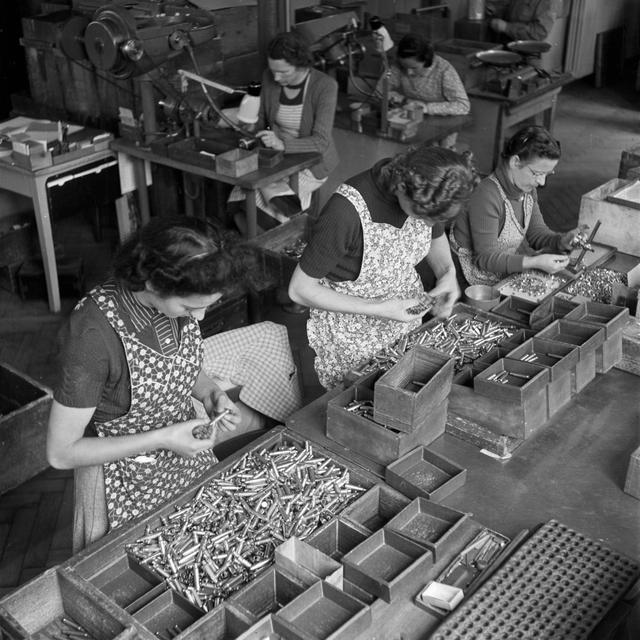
[273,581,371,640]
[473,358,550,405]
[0,568,131,640]
[181,603,252,640]
[373,346,454,433]
[0,362,53,494]
[471,346,510,376]
[505,339,579,416]
[385,498,469,561]
[529,296,580,332]
[228,566,307,621]
[133,589,204,636]
[385,447,466,502]
[536,320,605,393]
[80,553,165,612]
[306,518,371,561]
[341,529,433,603]
[491,296,538,325]
[215,148,259,177]
[274,537,341,587]
[236,614,283,640]
[564,301,630,338]
[340,484,411,533]
[326,382,448,466]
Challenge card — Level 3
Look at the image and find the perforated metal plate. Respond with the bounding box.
[431,519,640,640]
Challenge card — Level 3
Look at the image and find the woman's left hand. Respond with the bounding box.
[559,224,590,252]
[256,130,285,151]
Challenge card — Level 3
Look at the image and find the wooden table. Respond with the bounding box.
[467,74,573,174]
[111,139,320,239]
[0,148,116,312]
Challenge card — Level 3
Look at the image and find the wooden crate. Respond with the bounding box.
[326,381,448,466]
[384,498,469,561]
[0,362,53,495]
[491,296,538,325]
[340,484,411,534]
[505,339,580,416]
[536,320,605,393]
[474,358,550,405]
[373,346,454,433]
[273,580,371,640]
[274,537,341,587]
[385,447,467,503]
[306,519,370,562]
[529,296,580,332]
[341,528,433,603]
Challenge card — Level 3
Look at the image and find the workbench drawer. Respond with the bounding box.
[341,529,434,603]
[385,447,467,503]
[385,498,469,561]
[373,346,454,433]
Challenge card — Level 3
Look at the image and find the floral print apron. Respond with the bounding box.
[307,184,432,389]
[91,286,217,530]
[450,174,533,286]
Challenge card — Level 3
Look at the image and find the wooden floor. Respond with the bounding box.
[0,74,638,597]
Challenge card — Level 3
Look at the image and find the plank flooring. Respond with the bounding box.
[0,74,638,601]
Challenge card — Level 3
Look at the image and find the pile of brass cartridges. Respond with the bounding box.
[127,441,365,611]
[565,268,627,303]
[501,272,567,299]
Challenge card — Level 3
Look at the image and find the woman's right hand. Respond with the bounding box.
[162,419,216,458]
[529,253,570,274]
[375,297,429,322]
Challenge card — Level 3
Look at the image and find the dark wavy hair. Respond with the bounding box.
[112,217,259,297]
[375,145,479,222]
[268,31,314,67]
[397,34,434,67]
[502,125,561,162]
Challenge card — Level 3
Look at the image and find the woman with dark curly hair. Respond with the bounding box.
[288,144,478,389]
[450,125,584,287]
[228,30,338,229]
[47,217,301,551]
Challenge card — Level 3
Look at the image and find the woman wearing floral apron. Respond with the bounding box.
[47,218,301,551]
[289,145,478,389]
[450,125,584,287]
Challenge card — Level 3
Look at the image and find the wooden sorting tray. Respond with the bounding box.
[564,301,630,338]
[274,537,341,586]
[373,346,454,433]
[495,271,571,304]
[176,603,253,640]
[306,518,371,561]
[0,567,134,640]
[491,296,538,325]
[473,358,550,404]
[535,319,605,356]
[133,589,204,636]
[326,381,448,466]
[385,447,467,503]
[340,484,411,534]
[274,581,371,640]
[471,346,510,376]
[505,338,579,381]
[236,614,283,640]
[528,296,580,332]
[385,498,469,561]
[341,528,433,603]
[228,566,307,622]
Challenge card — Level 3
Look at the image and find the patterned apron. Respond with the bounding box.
[450,174,533,286]
[308,184,432,389]
[91,286,217,530]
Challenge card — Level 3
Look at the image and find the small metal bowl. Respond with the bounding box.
[465,285,500,310]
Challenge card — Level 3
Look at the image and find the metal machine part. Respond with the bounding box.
[60,2,217,78]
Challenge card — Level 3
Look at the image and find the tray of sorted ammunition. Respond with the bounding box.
[495,270,571,304]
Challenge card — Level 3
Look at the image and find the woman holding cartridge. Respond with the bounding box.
[228,30,339,230]
[47,217,301,551]
[450,125,584,287]
[288,144,478,390]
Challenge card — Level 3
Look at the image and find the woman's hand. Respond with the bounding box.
[388,91,405,106]
[428,271,460,319]
[372,297,430,323]
[559,224,590,251]
[529,253,570,274]
[256,130,285,150]
[202,389,241,434]
[161,419,217,458]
